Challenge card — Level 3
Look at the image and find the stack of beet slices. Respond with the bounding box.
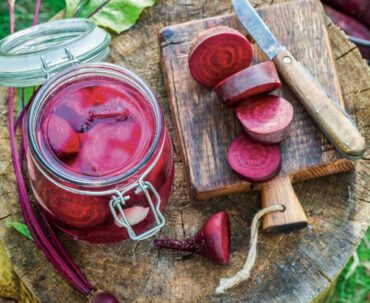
[188,26,294,183]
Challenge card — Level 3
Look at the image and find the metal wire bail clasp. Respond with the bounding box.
[40,48,80,80]
[109,179,166,241]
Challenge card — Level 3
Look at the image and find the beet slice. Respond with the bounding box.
[47,114,80,158]
[188,26,253,88]
[215,61,281,106]
[227,134,281,182]
[236,95,294,143]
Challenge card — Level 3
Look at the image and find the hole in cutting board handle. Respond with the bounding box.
[261,176,308,233]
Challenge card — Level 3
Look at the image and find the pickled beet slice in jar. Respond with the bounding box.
[50,196,110,229]
[77,122,141,176]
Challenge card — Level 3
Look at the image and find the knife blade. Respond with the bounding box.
[232,0,366,159]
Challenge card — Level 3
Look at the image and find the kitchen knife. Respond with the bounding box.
[232,0,366,159]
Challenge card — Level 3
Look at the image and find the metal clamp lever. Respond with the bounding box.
[109,180,166,241]
[40,48,80,79]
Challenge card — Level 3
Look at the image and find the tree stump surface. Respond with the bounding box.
[0,0,369,302]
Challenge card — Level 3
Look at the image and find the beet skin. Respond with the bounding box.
[188,26,253,88]
[154,211,230,265]
[215,61,281,107]
[323,5,370,59]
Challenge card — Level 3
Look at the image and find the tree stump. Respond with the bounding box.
[0,0,369,302]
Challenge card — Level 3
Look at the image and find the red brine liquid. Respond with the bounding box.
[28,77,174,243]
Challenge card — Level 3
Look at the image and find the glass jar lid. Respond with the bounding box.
[0,18,111,87]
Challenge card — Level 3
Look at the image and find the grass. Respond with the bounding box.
[330,229,370,303]
[0,0,65,39]
[0,1,369,303]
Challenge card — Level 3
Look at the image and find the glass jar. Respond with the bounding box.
[0,19,174,244]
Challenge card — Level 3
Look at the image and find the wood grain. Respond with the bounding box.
[273,49,366,159]
[261,176,308,233]
[0,1,369,302]
[160,0,354,200]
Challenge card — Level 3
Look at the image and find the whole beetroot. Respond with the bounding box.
[322,0,370,27]
[323,5,370,59]
[89,291,120,303]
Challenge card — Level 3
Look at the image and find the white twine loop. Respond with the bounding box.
[215,204,285,294]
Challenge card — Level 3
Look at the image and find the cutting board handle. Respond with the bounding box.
[261,176,307,233]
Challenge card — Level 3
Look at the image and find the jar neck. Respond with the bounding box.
[27,63,163,189]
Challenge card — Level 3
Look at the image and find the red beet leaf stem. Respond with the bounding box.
[6,2,94,296]
[154,238,204,254]
[9,88,92,295]
[8,0,15,33]
[33,0,41,25]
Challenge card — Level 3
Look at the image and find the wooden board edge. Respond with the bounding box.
[195,158,354,200]
[160,54,196,195]
[290,158,354,183]
[159,0,319,48]
[315,2,346,109]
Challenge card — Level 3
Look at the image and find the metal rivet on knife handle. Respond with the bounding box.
[273,49,366,159]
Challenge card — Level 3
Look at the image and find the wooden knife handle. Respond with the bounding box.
[273,49,365,159]
[261,176,307,233]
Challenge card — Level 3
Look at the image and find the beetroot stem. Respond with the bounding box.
[6,3,93,296]
[21,115,93,288]
[9,88,92,295]
[8,0,15,33]
[33,0,41,25]
[154,211,230,265]
[154,238,201,253]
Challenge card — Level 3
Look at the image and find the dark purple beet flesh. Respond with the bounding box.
[227,134,282,182]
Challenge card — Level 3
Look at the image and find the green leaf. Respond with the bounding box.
[76,0,156,33]
[6,221,33,241]
[65,0,82,18]
[76,0,108,18]
[17,87,36,115]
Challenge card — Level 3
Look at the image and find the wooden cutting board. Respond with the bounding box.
[160,0,354,229]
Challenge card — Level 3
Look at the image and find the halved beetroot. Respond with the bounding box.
[215,61,281,106]
[46,114,80,158]
[227,134,281,182]
[188,26,253,88]
[236,95,294,143]
[78,122,139,176]
[154,211,230,265]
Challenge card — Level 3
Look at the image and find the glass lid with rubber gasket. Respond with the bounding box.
[0,18,111,87]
